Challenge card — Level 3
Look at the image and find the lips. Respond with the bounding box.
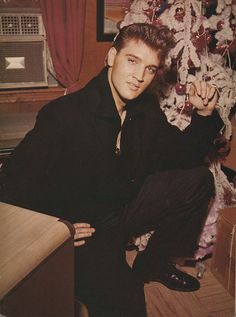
[127,82,140,90]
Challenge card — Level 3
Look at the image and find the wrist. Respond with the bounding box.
[197,109,213,116]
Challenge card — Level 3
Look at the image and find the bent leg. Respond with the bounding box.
[124,166,214,261]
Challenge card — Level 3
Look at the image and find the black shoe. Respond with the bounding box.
[133,261,200,292]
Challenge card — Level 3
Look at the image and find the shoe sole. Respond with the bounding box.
[143,278,200,292]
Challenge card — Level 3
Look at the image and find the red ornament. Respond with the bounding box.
[152,18,163,27]
[217,21,224,31]
[192,28,211,52]
[192,33,206,52]
[176,101,193,116]
[174,7,185,22]
[175,83,187,95]
[183,100,193,114]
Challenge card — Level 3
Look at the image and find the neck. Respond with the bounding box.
[117,104,126,117]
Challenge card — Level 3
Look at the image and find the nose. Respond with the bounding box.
[134,66,145,83]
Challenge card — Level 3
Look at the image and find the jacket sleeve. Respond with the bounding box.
[152,104,224,170]
[0,101,65,215]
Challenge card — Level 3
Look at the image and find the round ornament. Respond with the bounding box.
[175,83,187,95]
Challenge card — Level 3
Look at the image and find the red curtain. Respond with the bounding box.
[39,0,86,92]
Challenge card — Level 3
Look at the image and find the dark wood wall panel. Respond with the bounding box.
[78,0,110,89]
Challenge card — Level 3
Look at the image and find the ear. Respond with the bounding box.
[107,47,117,67]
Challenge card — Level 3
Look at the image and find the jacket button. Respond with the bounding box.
[131,178,135,183]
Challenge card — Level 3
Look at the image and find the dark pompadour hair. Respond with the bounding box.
[112,23,175,69]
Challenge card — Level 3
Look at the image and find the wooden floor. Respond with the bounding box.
[127,251,235,317]
[78,251,235,317]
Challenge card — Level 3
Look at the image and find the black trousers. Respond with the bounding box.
[75,166,214,317]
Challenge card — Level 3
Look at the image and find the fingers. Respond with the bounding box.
[188,81,209,100]
[191,80,218,102]
[74,240,86,247]
[192,80,205,98]
[74,224,95,239]
[73,223,95,247]
[208,85,217,100]
[188,83,195,96]
[208,88,218,107]
[74,222,91,229]
[188,80,218,114]
[74,229,94,239]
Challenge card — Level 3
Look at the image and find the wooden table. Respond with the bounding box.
[0,202,75,317]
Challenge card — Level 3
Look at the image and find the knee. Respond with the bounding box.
[198,166,214,188]
[189,166,215,197]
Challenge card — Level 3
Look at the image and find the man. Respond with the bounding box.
[0,24,222,316]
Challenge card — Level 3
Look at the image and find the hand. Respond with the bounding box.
[188,80,219,116]
[73,223,95,247]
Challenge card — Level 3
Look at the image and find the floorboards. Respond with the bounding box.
[78,252,235,317]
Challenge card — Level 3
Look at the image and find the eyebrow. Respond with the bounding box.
[125,53,159,69]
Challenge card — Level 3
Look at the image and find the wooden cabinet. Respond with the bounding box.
[0,87,64,114]
[0,202,75,317]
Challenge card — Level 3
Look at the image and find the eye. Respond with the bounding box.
[128,57,136,64]
[147,66,157,75]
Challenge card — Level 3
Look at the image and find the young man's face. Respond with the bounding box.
[107,39,160,109]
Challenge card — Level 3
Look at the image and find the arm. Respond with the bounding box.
[152,80,224,170]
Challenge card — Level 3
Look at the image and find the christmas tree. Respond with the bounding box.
[120,0,236,259]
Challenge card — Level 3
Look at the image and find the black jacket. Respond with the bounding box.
[0,68,223,225]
